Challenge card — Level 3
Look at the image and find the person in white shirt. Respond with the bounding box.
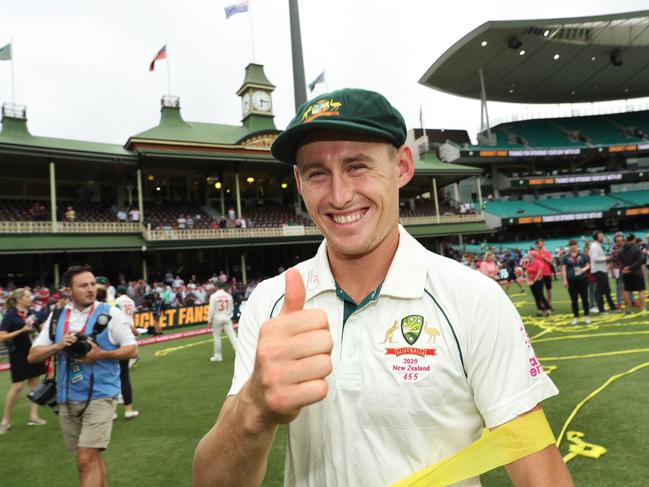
[207,279,237,362]
[113,286,140,420]
[589,230,616,313]
[193,88,573,487]
[128,207,140,222]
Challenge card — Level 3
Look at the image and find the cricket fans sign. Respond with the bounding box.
[133,304,209,329]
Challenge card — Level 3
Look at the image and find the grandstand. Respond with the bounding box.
[462,110,649,151]
[0,64,489,287]
[419,9,649,246]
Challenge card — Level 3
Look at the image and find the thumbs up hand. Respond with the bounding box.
[245,268,333,426]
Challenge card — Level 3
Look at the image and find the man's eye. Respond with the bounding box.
[307,171,326,179]
[349,164,367,172]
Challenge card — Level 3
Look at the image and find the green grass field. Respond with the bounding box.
[1,282,648,486]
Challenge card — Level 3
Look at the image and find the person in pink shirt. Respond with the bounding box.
[527,250,551,316]
[478,252,499,281]
[536,239,554,309]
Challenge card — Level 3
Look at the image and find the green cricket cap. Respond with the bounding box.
[95,276,110,285]
[271,88,407,165]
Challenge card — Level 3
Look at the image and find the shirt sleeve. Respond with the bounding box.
[0,312,13,332]
[228,282,269,396]
[108,307,137,347]
[463,277,559,428]
[207,294,215,323]
[31,312,54,347]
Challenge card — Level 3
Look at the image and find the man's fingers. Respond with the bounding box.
[273,354,333,385]
[266,379,329,416]
[271,309,329,336]
[289,330,334,360]
[279,268,306,315]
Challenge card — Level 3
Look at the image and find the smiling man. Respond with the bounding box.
[193,89,573,487]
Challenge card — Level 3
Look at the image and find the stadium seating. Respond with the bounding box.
[484,200,556,218]
[145,202,213,229]
[553,116,640,146]
[608,111,649,139]
[539,194,626,213]
[469,110,649,150]
[610,189,649,206]
[498,120,582,148]
[241,203,313,227]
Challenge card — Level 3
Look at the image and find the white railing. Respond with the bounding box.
[146,225,323,241]
[146,214,485,241]
[0,215,485,239]
[399,214,483,226]
[0,221,142,234]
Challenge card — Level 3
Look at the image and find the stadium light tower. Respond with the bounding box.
[289,0,307,111]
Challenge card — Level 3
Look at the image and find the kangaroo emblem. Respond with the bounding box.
[379,320,399,344]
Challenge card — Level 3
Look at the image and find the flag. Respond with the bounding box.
[0,43,11,61]
[224,1,248,19]
[308,71,325,92]
[149,45,166,72]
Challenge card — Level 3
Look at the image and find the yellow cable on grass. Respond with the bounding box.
[555,361,649,447]
[540,348,649,362]
[391,410,554,487]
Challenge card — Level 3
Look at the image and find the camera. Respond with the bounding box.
[27,378,58,412]
[65,313,112,359]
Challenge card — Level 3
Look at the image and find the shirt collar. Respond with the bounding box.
[380,225,429,299]
[303,224,428,302]
[65,301,98,314]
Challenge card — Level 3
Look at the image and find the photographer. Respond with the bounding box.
[0,288,47,434]
[28,265,137,487]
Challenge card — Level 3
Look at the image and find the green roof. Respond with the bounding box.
[0,116,136,161]
[236,63,276,94]
[414,152,481,175]
[129,106,278,146]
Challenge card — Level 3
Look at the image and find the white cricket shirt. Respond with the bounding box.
[208,289,234,322]
[230,225,558,487]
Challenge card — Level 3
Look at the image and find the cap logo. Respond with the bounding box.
[300,98,343,123]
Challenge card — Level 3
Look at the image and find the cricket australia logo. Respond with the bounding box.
[401,314,423,345]
[379,314,440,383]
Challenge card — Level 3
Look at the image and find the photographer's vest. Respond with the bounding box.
[55,303,120,403]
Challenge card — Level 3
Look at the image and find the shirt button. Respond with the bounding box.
[347,349,355,358]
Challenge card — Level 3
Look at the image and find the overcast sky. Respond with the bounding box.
[1,0,648,146]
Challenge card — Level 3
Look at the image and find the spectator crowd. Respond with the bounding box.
[449,231,649,322]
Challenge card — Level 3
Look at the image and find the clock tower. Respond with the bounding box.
[236,63,276,131]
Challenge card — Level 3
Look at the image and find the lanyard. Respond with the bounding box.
[63,304,96,336]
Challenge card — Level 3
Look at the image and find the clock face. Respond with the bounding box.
[242,93,251,114]
[252,90,272,112]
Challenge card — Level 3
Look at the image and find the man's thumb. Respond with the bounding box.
[280,268,306,314]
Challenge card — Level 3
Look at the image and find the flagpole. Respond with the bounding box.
[248,0,256,62]
[166,41,172,95]
[420,102,429,155]
[10,39,15,103]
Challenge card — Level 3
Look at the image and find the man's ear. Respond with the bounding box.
[396,145,415,189]
[293,165,303,196]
